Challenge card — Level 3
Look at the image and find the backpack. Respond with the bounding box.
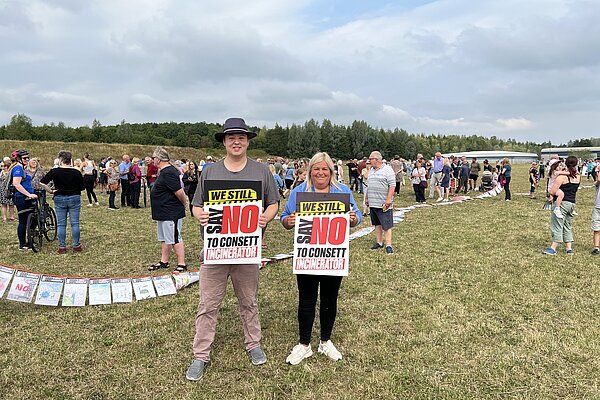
[127,167,136,181]
[2,166,15,200]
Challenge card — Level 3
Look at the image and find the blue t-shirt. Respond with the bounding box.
[273,174,285,191]
[119,161,131,180]
[11,164,33,197]
[504,164,512,178]
[285,167,295,181]
[280,181,362,225]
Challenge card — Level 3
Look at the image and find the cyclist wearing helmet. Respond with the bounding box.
[11,149,38,250]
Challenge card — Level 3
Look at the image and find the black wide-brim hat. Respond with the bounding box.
[215,117,257,142]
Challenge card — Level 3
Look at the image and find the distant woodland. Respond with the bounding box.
[2,113,595,159]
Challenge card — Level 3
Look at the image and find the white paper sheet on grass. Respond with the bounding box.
[34,276,65,306]
[152,275,177,296]
[111,278,133,303]
[132,277,156,300]
[62,278,89,307]
[88,278,112,305]
[6,270,40,303]
[0,266,15,299]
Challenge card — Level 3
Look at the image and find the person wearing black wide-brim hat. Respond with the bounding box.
[186,117,280,382]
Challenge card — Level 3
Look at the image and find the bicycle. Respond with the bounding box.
[26,190,57,252]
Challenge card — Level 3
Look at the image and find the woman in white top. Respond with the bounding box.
[82,153,98,206]
[411,160,427,203]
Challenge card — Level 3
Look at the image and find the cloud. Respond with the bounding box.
[0,0,598,144]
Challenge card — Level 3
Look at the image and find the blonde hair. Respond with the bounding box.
[305,152,341,192]
[132,157,140,164]
[268,164,276,175]
[503,158,510,165]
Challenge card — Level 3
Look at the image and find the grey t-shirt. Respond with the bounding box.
[192,158,280,208]
[367,164,396,208]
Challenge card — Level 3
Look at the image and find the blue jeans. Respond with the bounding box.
[14,195,34,247]
[54,195,81,248]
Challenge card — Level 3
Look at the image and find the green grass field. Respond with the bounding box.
[1,145,599,399]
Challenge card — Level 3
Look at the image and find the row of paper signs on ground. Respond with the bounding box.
[0,265,199,306]
[0,226,377,308]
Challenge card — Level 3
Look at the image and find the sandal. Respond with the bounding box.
[148,261,169,271]
[175,265,187,272]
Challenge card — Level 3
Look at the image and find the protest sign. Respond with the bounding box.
[293,192,350,276]
[153,275,177,296]
[34,276,64,306]
[89,278,112,305]
[62,278,89,307]
[132,277,156,300]
[6,270,40,303]
[111,278,133,303]
[203,180,263,265]
[0,266,15,299]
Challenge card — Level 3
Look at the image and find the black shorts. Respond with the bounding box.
[285,179,294,189]
[99,173,107,184]
[369,207,393,230]
[469,174,478,181]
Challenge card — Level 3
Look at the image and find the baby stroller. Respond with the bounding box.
[479,170,493,191]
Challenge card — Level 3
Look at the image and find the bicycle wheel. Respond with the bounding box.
[27,213,43,253]
[44,206,57,241]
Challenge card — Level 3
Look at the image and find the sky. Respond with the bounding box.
[0,0,599,145]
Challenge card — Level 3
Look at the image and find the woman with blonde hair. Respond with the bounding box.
[336,159,344,184]
[82,153,98,207]
[0,158,16,222]
[280,152,361,365]
[106,159,120,210]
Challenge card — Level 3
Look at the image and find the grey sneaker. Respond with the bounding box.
[249,346,267,366]
[565,249,575,255]
[186,359,207,381]
[370,243,383,250]
[385,246,394,255]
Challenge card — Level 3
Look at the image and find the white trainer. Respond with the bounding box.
[286,344,313,365]
[318,340,342,361]
[553,207,564,219]
[436,197,443,202]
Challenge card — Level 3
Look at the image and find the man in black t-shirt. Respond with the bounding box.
[148,147,187,272]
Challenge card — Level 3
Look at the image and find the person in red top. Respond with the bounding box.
[357,158,367,194]
[145,156,158,190]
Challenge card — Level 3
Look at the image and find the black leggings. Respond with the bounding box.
[504,176,511,200]
[413,183,426,202]
[83,175,97,204]
[296,274,342,345]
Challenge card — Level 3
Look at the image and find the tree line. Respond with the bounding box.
[0,113,575,160]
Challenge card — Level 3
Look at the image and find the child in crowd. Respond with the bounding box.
[547,159,571,219]
[492,170,499,187]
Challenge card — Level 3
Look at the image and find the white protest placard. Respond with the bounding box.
[293,192,350,277]
[202,180,262,265]
[88,278,112,305]
[34,276,64,306]
[6,270,40,303]
[0,266,15,299]
[153,275,177,296]
[111,278,133,303]
[132,277,156,300]
[62,278,88,307]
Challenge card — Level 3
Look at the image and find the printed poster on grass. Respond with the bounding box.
[0,266,15,299]
[203,180,262,265]
[6,270,40,303]
[293,192,350,276]
[34,276,65,306]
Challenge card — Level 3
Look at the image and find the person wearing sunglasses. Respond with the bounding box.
[10,149,38,250]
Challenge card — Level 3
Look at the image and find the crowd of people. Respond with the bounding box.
[3,118,600,383]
